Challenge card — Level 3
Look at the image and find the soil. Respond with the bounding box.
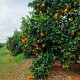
[1,55,80,80]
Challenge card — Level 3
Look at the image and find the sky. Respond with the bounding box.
[0,0,33,43]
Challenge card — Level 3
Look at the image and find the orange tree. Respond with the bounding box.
[21,0,80,79]
[6,30,23,56]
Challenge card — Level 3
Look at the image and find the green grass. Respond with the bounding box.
[8,53,26,63]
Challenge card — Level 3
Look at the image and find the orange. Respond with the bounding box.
[78,32,80,35]
[54,13,59,18]
[42,3,45,7]
[50,12,52,16]
[32,49,36,53]
[42,44,45,48]
[41,33,45,37]
[74,10,79,13]
[39,11,42,14]
[71,32,75,36]
[59,15,62,18]
[22,39,25,43]
[47,71,51,76]
[27,76,31,80]
[55,20,58,24]
[61,38,65,41]
[37,40,40,43]
[36,44,39,47]
[36,4,39,6]
[64,8,68,13]
[69,18,74,22]
[66,5,70,9]
[24,37,28,41]
[58,46,62,50]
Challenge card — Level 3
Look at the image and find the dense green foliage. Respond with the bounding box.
[0,43,5,48]
[6,30,23,56]
[28,0,80,78]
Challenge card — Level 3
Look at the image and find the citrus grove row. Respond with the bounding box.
[6,0,80,79]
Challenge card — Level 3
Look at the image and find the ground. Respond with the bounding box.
[0,46,80,80]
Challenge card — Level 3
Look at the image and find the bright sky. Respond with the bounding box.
[0,0,33,43]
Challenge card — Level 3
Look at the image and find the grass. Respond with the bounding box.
[0,46,27,80]
[8,53,26,63]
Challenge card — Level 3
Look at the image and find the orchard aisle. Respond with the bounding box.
[0,53,80,80]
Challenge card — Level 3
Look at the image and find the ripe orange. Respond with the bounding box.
[64,8,68,13]
[66,5,70,9]
[41,33,45,37]
[24,37,28,41]
[61,38,65,41]
[27,76,31,80]
[37,40,40,43]
[55,20,58,24]
[69,18,74,22]
[36,4,39,6]
[36,44,39,47]
[71,32,75,36]
[50,12,52,16]
[58,46,62,50]
[42,44,45,48]
[22,39,25,43]
[59,15,62,18]
[47,71,51,76]
[39,11,42,14]
[42,3,45,7]
[74,10,79,13]
[32,49,36,53]
[54,13,59,18]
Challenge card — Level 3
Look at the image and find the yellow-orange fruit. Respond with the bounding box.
[78,32,80,35]
[24,37,28,41]
[41,33,45,37]
[50,12,52,16]
[37,40,40,43]
[69,18,74,22]
[58,46,62,50]
[71,32,75,36]
[39,11,42,14]
[61,38,65,41]
[27,76,31,80]
[22,39,25,43]
[64,8,68,13]
[55,20,58,24]
[59,15,63,18]
[47,71,51,76]
[54,13,59,18]
[42,3,45,7]
[42,44,45,48]
[74,10,79,13]
[36,4,39,6]
[32,49,36,53]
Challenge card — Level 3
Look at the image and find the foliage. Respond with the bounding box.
[6,30,23,56]
[30,53,56,79]
[0,43,5,48]
[27,0,80,78]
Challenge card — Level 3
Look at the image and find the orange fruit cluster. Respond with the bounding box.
[22,37,28,43]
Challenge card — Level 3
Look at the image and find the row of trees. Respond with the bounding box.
[6,0,80,79]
